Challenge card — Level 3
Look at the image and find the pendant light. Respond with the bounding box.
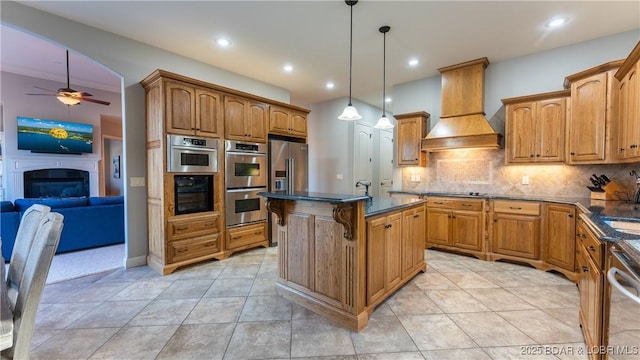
[338,0,362,121]
[374,25,394,129]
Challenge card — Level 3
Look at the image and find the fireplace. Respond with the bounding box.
[23,169,90,198]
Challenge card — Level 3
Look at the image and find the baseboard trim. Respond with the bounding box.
[126,255,147,268]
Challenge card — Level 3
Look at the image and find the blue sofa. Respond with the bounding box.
[1,196,124,260]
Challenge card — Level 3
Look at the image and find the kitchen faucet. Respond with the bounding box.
[355,181,371,199]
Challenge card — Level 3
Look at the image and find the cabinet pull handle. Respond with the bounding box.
[452,216,456,219]
[462,204,472,207]
[254,231,262,235]
[413,214,420,218]
[434,202,444,204]
[588,245,596,252]
[176,248,187,254]
[570,152,576,155]
[175,226,188,231]
[509,206,522,210]
[582,266,589,273]
[205,243,214,247]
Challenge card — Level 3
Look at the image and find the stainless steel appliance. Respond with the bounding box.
[174,175,213,215]
[224,140,267,227]
[167,135,219,173]
[225,140,268,189]
[225,188,267,227]
[268,139,309,244]
[606,244,640,359]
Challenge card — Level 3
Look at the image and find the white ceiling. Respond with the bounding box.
[2,1,639,109]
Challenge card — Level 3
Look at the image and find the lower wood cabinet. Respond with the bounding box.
[402,205,426,278]
[426,197,486,259]
[367,212,402,305]
[544,203,576,278]
[225,221,268,251]
[491,200,541,263]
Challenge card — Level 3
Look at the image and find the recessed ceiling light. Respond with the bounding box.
[408,58,419,67]
[545,17,569,28]
[283,64,293,72]
[217,38,232,47]
[326,82,335,89]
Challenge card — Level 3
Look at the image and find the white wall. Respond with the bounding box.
[1,1,292,268]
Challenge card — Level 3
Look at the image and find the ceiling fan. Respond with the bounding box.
[26,50,110,106]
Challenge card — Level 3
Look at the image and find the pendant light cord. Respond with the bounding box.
[348,2,354,106]
[382,30,386,115]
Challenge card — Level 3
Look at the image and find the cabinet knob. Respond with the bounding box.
[415,158,418,161]
[568,214,574,218]
[413,214,419,219]
[620,148,626,152]
[530,154,534,158]
[536,154,540,157]
[570,152,576,156]
[582,266,589,273]
[588,245,596,252]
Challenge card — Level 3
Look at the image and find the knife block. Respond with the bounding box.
[590,181,622,201]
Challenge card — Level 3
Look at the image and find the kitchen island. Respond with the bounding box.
[259,191,427,331]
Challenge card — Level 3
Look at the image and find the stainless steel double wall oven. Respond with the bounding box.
[224,140,268,227]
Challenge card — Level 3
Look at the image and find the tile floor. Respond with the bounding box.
[29,247,588,360]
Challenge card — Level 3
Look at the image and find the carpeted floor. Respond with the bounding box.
[45,244,124,284]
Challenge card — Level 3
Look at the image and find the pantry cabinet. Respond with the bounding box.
[564,61,623,164]
[269,105,308,138]
[502,90,569,164]
[224,95,268,143]
[426,197,486,259]
[615,42,640,160]
[395,112,430,166]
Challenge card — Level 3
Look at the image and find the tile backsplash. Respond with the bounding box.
[401,149,640,200]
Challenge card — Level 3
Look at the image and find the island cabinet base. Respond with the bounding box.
[266,197,426,332]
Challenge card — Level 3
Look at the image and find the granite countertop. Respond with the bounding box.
[258,191,426,218]
[390,189,640,267]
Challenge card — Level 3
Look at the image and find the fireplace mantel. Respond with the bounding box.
[7,156,99,200]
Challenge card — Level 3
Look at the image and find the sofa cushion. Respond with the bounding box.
[0,201,14,212]
[88,196,124,206]
[14,197,88,211]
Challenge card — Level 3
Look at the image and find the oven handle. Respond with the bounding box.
[172,145,218,153]
[608,267,640,305]
[225,151,266,157]
[226,187,266,193]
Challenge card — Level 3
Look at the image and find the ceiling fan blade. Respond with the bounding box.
[33,86,57,93]
[25,93,57,96]
[80,97,110,106]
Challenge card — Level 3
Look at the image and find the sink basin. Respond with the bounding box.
[602,218,640,235]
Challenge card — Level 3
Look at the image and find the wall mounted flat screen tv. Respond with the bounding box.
[17,116,93,154]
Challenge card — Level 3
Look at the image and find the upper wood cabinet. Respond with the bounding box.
[164,80,223,138]
[564,60,623,164]
[615,41,640,160]
[395,111,430,166]
[224,95,268,143]
[269,105,308,138]
[502,91,569,164]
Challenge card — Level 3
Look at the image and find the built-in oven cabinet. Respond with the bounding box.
[226,222,268,251]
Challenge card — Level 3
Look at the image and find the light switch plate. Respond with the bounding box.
[130,177,146,187]
[336,174,343,180]
[522,176,529,185]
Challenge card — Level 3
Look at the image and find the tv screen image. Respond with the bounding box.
[17,116,93,154]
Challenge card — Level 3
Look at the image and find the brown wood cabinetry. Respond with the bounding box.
[564,61,623,164]
[491,200,541,266]
[367,212,402,305]
[543,203,576,281]
[402,205,426,278]
[269,105,308,138]
[576,216,604,359]
[225,222,268,251]
[615,42,640,160]
[164,81,223,137]
[426,197,486,259]
[395,112,430,166]
[224,95,268,143]
[502,91,569,164]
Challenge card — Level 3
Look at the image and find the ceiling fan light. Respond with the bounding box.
[338,105,362,120]
[57,96,80,106]
[374,114,394,129]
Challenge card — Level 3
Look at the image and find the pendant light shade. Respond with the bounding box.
[374,25,393,129]
[339,0,362,121]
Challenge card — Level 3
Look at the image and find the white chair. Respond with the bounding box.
[1,212,63,360]
[5,205,51,305]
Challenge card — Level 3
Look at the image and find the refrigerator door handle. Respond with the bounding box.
[289,158,295,193]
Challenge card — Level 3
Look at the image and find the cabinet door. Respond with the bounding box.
[385,212,402,291]
[224,95,248,140]
[506,102,536,163]
[165,81,195,135]
[577,245,603,352]
[544,204,576,271]
[269,106,290,135]
[451,210,482,251]
[568,72,607,162]
[536,98,566,162]
[402,206,425,277]
[247,100,268,142]
[289,111,308,138]
[397,118,421,165]
[367,216,387,304]
[426,208,451,246]
[195,88,222,137]
[619,64,640,159]
[492,213,540,259]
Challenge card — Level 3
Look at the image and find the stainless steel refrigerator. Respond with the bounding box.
[268,139,308,245]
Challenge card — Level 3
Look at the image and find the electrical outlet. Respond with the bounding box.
[415,175,420,182]
[336,174,343,180]
[521,176,529,185]
[411,175,416,181]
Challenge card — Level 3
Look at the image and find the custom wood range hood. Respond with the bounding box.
[421,57,502,151]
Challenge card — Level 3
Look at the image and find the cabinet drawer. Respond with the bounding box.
[577,220,604,270]
[427,197,483,211]
[168,234,220,263]
[494,200,540,215]
[226,222,267,250]
[168,213,220,240]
